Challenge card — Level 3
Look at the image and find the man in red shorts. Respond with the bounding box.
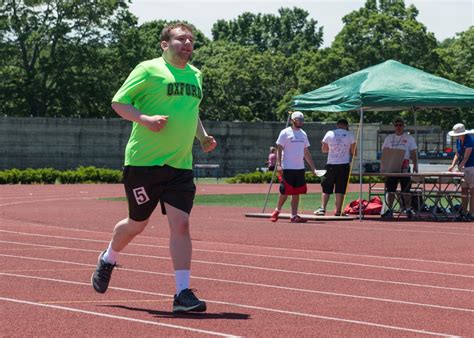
[270,111,318,223]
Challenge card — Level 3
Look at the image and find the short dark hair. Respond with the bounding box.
[160,22,194,42]
[336,119,349,126]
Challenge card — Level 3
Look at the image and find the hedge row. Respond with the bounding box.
[226,171,384,184]
[0,167,122,184]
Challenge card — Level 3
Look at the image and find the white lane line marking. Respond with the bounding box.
[0,197,471,236]
[1,220,472,267]
[1,255,472,313]
[0,197,97,207]
[2,241,473,291]
[1,232,472,279]
[0,297,236,337]
[2,240,472,293]
[216,217,474,236]
[0,274,459,337]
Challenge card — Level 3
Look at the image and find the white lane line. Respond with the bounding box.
[215,217,474,236]
[1,220,472,267]
[206,214,472,231]
[1,231,472,279]
[0,273,459,337]
[0,297,236,337]
[0,197,472,236]
[1,255,472,313]
[0,197,97,207]
[2,241,471,292]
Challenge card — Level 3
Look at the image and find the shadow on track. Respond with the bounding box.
[101,304,251,320]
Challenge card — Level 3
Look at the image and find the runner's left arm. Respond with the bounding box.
[196,118,217,153]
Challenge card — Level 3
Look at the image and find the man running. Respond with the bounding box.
[91,23,217,313]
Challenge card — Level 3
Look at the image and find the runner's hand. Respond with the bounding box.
[142,115,168,132]
[200,135,217,152]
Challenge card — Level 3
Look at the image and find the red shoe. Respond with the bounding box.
[270,210,280,222]
[290,215,307,223]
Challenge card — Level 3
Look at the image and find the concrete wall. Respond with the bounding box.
[0,117,380,176]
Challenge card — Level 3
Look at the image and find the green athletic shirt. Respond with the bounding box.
[112,57,202,169]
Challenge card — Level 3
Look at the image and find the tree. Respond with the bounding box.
[417,27,474,130]
[211,7,323,56]
[332,0,441,74]
[192,41,298,121]
[0,0,209,118]
[0,0,132,117]
[437,26,474,89]
[297,0,448,125]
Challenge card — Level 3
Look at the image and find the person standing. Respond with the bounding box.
[266,146,277,171]
[314,119,356,216]
[380,117,418,218]
[91,23,217,313]
[448,123,474,221]
[270,111,318,223]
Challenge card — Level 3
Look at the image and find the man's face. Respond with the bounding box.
[293,117,304,128]
[394,121,404,133]
[162,27,194,62]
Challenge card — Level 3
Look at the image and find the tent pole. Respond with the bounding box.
[359,108,364,221]
[412,107,419,161]
[413,107,418,172]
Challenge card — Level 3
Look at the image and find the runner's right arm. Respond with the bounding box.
[111,102,168,132]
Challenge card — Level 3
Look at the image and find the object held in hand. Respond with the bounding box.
[314,169,327,177]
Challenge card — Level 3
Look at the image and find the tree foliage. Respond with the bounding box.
[0,0,472,126]
[211,7,323,56]
[1,0,132,117]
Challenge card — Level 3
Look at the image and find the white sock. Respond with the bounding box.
[291,214,297,218]
[175,270,190,296]
[102,242,119,264]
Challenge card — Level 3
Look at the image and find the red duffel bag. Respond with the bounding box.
[344,196,382,215]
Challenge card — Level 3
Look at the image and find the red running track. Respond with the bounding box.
[0,184,473,337]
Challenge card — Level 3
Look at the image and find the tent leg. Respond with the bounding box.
[413,107,419,172]
[359,108,364,221]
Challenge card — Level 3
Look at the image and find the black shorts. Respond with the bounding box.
[321,164,350,194]
[385,176,411,193]
[279,169,307,195]
[123,165,196,222]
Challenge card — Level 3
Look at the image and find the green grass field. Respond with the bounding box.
[101,191,369,212]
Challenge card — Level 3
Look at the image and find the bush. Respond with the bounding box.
[0,166,123,184]
[226,170,384,184]
[226,170,322,184]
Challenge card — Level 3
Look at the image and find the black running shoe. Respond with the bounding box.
[91,250,116,293]
[173,288,207,313]
[381,210,393,219]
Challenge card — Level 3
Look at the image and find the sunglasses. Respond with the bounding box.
[394,124,404,127]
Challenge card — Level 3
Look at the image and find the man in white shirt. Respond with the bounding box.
[314,119,356,216]
[381,117,418,218]
[270,111,318,223]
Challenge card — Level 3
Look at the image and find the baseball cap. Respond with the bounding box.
[291,111,304,119]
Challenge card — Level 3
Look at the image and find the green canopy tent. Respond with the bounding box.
[292,59,474,219]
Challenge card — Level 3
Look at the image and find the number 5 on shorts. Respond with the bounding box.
[133,187,150,205]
